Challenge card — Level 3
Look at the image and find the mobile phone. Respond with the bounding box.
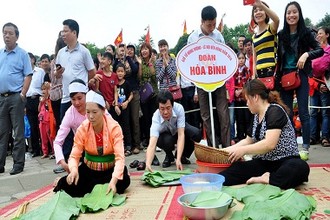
[243,0,255,5]
[56,64,62,69]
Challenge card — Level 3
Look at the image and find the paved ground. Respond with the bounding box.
[0,140,329,209]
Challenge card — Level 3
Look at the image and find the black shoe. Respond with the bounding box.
[310,139,318,145]
[181,157,191,165]
[152,155,160,166]
[10,167,23,175]
[0,167,4,173]
[162,155,174,168]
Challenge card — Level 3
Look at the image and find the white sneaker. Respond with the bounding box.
[156,147,162,152]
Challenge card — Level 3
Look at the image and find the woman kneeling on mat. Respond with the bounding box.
[54,90,130,197]
[220,79,309,189]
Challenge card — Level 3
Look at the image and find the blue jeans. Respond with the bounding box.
[310,90,330,140]
[228,102,235,140]
[281,71,310,149]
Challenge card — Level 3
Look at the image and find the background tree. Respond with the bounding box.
[304,17,313,28]
[316,13,330,28]
[171,33,189,55]
[84,42,104,59]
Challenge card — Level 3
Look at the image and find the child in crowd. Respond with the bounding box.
[226,73,236,145]
[93,52,118,118]
[24,109,31,152]
[234,51,252,142]
[38,82,56,159]
[114,63,133,156]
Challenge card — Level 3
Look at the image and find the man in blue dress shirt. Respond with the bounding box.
[0,22,32,175]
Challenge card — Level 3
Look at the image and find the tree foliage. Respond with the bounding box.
[316,13,330,28]
[304,18,313,28]
[171,33,189,55]
[84,42,104,59]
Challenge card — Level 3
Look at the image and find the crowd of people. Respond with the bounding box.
[0,0,329,195]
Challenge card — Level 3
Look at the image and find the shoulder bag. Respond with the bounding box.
[281,70,301,91]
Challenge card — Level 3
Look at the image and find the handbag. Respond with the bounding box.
[166,74,182,101]
[139,82,154,103]
[259,76,275,90]
[168,85,183,100]
[281,70,301,91]
[49,72,63,101]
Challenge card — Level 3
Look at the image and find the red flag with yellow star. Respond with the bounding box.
[114,29,123,46]
[145,26,150,44]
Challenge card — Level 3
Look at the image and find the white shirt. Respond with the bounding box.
[26,66,45,97]
[187,26,225,44]
[150,102,185,137]
[56,43,95,103]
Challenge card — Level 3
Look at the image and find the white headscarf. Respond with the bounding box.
[69,81,88,94]
[86,90,106,108]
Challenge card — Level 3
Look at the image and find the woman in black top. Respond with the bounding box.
[220,79,309,189]
[277,2,323,159]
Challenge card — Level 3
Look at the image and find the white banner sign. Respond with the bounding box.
[176,36,238,92]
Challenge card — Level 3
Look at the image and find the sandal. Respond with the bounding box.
[321,138,330,147]
[137,161,146,171]
[125,150,132,157]
[132,148,140,154]
[129,160,139,168]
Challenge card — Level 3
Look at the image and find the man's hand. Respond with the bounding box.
[176,160,183,171]
[59,160,70,173]
[146,163,153,172]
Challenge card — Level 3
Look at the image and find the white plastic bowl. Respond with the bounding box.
[179,173,225,193]
[177,191,232,220]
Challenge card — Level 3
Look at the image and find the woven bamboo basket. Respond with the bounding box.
[194,142,230,164]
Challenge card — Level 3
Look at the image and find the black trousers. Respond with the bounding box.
[220,157,310,189]
[157,123,202,159]
[26,96,41,154]
[54,163,131,197]
[112,107,132,149]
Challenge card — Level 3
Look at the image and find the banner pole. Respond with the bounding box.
[208,91,216,148]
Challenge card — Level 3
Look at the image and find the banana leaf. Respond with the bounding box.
[229,187,316,220]
[223,184,282,204]
[141,169,193,187]
[80,184,126,213]
[15,191,80,220]
[189,191,232,207]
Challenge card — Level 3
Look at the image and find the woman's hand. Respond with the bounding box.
[235,89,242,98]
[224,146,245,163]
[254,0,262,7]
[66,168,79,185]
[121,101,128,110]
[297,52,309,69]
[107,178,117,195]
[115,106,121,115]
[320,84,329,93]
